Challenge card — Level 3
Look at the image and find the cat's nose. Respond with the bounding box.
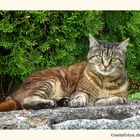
[103,64,109,69]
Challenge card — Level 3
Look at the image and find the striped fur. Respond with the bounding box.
[0,34,129,111]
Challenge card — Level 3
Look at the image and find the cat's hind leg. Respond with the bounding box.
[95,96,128,106]
[21,96,56,110]
[56,97,70,107]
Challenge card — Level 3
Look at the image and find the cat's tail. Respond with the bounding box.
[0,99,22,112]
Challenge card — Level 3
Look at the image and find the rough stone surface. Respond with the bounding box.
[53,116,140,129]
[0,100,140,129]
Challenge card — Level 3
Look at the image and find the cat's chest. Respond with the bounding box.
[102,79,116,88]
[98,79,118,97]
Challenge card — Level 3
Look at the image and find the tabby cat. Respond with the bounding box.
[0,34,129,111]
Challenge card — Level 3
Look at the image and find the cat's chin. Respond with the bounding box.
[99,71,110,76]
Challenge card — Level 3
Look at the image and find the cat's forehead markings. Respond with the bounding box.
[103,46,113,57]
[99,40,119,48]
[98,42,117,58]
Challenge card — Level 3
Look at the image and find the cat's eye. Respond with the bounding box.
[96,55,102,60]
[112,57,117,62]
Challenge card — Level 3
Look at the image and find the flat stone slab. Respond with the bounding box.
[0,100,140,129]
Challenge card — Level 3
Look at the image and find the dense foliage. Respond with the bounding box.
[0,11,140,101]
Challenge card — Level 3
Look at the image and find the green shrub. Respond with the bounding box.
[0,11,103,100]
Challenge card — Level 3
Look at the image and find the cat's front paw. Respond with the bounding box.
[95,97,127,106]
[68,95,87,107]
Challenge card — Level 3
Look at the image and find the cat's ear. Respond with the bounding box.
[89,34,99,49]
[117,38,130,52]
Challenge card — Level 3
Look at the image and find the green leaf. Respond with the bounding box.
[131,92,140,99]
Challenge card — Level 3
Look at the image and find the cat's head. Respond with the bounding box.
[87,34,129,76]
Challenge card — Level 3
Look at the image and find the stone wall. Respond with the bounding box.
[0,100,140,129]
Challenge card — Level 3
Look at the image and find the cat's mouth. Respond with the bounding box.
[95,66,115,76]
